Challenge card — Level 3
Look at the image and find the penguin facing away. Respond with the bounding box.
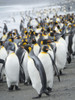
[5,46,20,91]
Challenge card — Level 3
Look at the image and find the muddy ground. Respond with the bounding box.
[0,58,75,100]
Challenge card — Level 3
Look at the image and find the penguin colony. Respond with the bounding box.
[0,8,75,99]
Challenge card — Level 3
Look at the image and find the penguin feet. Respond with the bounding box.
[8,85,14,91]
[44,90,50,96]
[59,70,64,76]
[32,89,50,99]
[32,94,41,99]
[24,80,32,86]
[15,85,20,91]
[47,87,52,93]
[0,78,3,83]
[72,52,75,56]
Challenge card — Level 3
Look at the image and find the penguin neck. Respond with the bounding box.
[0,45,4,49]
[8,50,14,55]
[28,49,35,58]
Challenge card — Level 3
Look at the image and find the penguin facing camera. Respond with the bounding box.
[5,45,20,91]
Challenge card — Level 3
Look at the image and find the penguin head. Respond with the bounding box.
[41,39,51,45]
[50,31,54,36]
[47,28,50,33]
[42,45,49,52]
[68,24,72,28]
[7,31,12,37]
[3,32,6,35]
[7,43,15,52]
[20,38,28,47]
[12,30,16,36]
[0,41,4,46]
[32,38,36,44]
[17,35,22,39]
[24,44,32,53]
[8,37,14,42]
[35,33,38,36]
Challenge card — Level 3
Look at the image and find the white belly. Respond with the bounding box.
[27,57,42,94]
[38,53,54,88]
[55,40,67,70]
[5,54,20,83]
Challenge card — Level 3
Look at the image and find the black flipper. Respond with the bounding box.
[16,47,26,83]
[67,52,71,64]
[48,53,60,82]
[68,34,73,55]
[29,50,47,95]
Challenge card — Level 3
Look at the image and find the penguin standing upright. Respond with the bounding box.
[16,46,26,83]
[17,40,30,84]
[54,37,67,74]
[1,32,7,41]
[72,33,75,55]
[5,44,20,91]
[0,41,7,81]
[38,45,54,92]
[22,50,29,84]
[21,44,49,99]
[3,23,8,33]
[32,38,40,56]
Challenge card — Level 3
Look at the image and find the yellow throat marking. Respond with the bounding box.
[34,43,38,46]
[41,52,47,54]
[11,52,15,55]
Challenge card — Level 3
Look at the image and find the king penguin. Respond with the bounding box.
[21,44,49,99]
[38,45,54,92]
[5,44,20,91]
[54,37,67,74]
[0,41,7,81]
[32,38,40,56]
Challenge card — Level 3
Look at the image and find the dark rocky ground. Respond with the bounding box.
[0,58,75,100]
